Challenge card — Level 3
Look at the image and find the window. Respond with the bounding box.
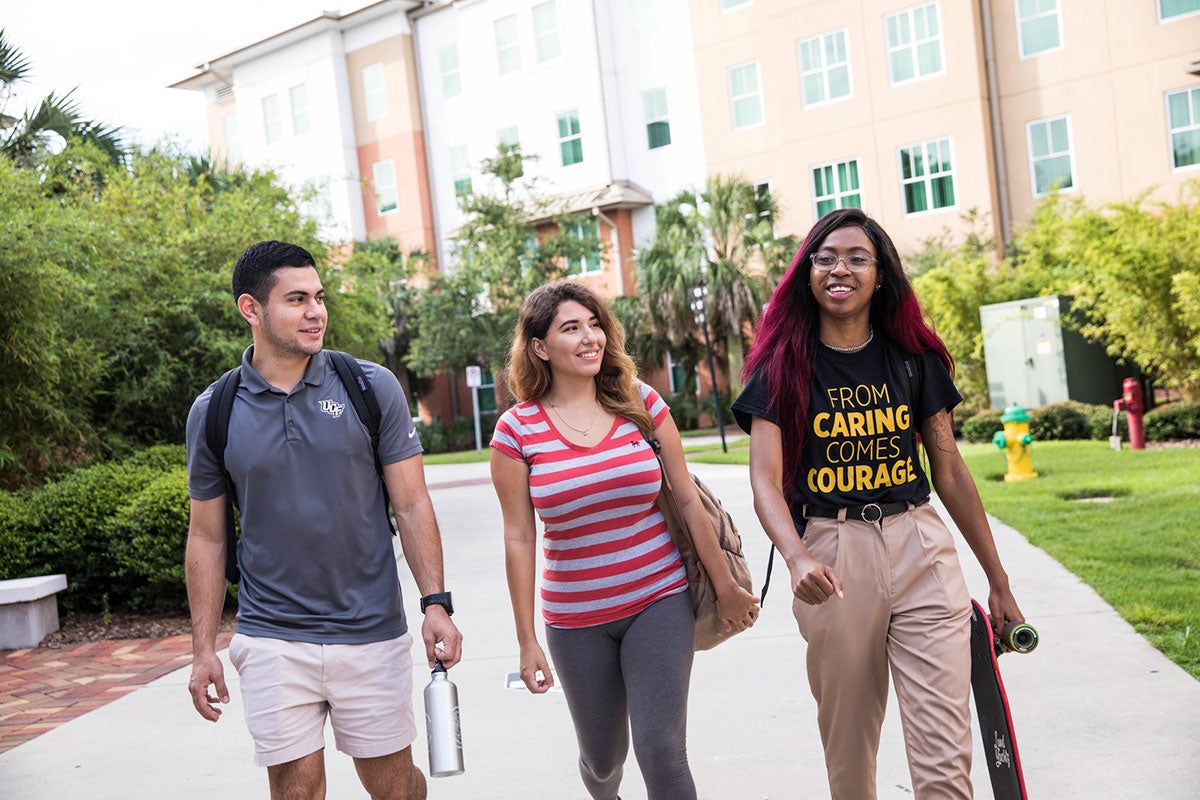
[720,0,752,10]
[1167,87,1200,169]
[1016,0,1062,58]
[289,84,311,137]
[363,62,388,121]
[667,351,690,394]
[884,2,944,84]
[498,126,523,176]
[568,217,602,275]
[223,114,241,164]
[1159,0,1200,21]
[1027,115,1074,194]
[495,15,521,75]
[450,146,472,197]
[532,1,562,64]
[899,138,955,213]
[643,89,671,149]
[811,159,863,217]
[797,29,851,106]
[498,126,520,153]
[728,61,764,129]
[558,109,583,166]
[262,93,283,145]
[440,45,461,98]
[372,160,398,214]
[632,0,657,35]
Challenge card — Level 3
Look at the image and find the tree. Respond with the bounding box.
[631,175,794,388]
[0,29,124,168]
[406,146,597,383]
[0,141,392,487]
[910,210,1017,409]
[1018,185,1200,400]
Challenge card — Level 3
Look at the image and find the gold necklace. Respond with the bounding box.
[547,399,599,436]
[823,326,874,353]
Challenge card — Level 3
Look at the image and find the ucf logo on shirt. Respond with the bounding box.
[807,381,917,493]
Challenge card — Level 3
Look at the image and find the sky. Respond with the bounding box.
[2,1,374,152]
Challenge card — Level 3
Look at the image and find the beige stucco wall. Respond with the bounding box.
[691,0,1001,255]
[693,0,1200,255]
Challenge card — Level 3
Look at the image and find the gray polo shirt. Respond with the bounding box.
[186,347,423,644]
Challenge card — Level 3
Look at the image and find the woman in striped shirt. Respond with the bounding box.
[491,280,759,800]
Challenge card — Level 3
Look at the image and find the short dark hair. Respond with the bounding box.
[231,241,317,302]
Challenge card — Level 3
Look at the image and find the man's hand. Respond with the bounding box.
[188,650,230,722]
[421,607,463,669]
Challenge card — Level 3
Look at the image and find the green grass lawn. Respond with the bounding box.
[423,449,491,465]
[691,440,1200,679]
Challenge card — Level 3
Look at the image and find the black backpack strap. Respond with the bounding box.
[204,367,242,585]
[328,351,396,534]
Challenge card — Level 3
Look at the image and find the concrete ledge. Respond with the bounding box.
[0,574,67,650]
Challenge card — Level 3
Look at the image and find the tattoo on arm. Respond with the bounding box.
[928,413,956,455]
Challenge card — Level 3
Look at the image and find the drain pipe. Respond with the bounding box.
[980,0,1012,247]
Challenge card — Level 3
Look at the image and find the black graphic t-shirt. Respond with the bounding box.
[732,336,962,511]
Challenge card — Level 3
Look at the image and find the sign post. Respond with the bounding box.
[465,365,483,452]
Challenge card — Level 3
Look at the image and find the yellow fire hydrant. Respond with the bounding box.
[992,404,1038,482]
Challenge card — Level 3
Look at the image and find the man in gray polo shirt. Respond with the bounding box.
[184,240,462,800]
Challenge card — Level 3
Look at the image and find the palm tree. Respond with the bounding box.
[0,29,124,168]
[632,175,796,388]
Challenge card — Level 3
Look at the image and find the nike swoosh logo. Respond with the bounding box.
[408,427,417,438]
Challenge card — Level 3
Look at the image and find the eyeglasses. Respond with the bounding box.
[810,252,877,273]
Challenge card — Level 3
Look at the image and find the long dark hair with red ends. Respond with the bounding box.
[741,208,953,494]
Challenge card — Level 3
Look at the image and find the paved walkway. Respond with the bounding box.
[0,632,234,754]
[2,458,1198,799]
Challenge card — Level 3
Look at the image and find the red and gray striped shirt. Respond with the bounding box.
[491,383,687,628]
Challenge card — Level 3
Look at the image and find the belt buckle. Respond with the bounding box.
[860,503,883,523]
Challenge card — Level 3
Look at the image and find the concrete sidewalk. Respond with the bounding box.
[2,460,1198,798]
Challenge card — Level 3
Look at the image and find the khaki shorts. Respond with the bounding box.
[228,632,418,767]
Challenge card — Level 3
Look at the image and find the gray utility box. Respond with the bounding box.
[980,296,1133,409]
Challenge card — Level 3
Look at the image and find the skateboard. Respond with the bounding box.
[969,599,1030,800]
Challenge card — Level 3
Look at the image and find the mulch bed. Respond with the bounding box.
[38,610,237,648]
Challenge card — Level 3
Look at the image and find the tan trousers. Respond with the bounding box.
[793,503,973,800]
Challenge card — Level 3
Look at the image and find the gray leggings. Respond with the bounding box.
[545,590,697,800]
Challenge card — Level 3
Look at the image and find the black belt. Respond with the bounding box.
[804,501,915,524]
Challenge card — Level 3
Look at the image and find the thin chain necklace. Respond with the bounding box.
[823,326,874,353]
[547,398,599,436]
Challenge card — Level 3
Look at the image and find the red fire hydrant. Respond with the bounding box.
[1112,378,1146,450]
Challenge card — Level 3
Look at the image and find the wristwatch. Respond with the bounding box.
[420,591,454,616]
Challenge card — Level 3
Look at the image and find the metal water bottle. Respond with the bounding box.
[424,660,464,776]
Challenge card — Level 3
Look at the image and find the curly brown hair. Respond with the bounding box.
[506,280,655,437]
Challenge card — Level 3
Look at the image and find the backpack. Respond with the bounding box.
[203,350,394,584]
[757,341,925,605]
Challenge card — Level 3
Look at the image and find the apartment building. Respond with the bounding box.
[411,0,708,294]
[171,0,434,253]
[691,0,1200,253]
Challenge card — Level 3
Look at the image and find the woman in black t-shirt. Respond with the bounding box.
[731,208,1024,799]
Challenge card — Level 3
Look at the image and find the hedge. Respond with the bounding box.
[0,446,189,613]
[1143,401,1200,440]
[957,400,1196,444]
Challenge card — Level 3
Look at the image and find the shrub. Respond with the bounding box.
[0,491,36,581]
[1086,403,1127,441]
[122,444,187,471]
[110,468,190,611]
[1144,401,1200,441]
[960,410,1003,443]
[416,415,497,453]
[668,390,702,432]
[1029,401,1091,441]
[20,461,162,611]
